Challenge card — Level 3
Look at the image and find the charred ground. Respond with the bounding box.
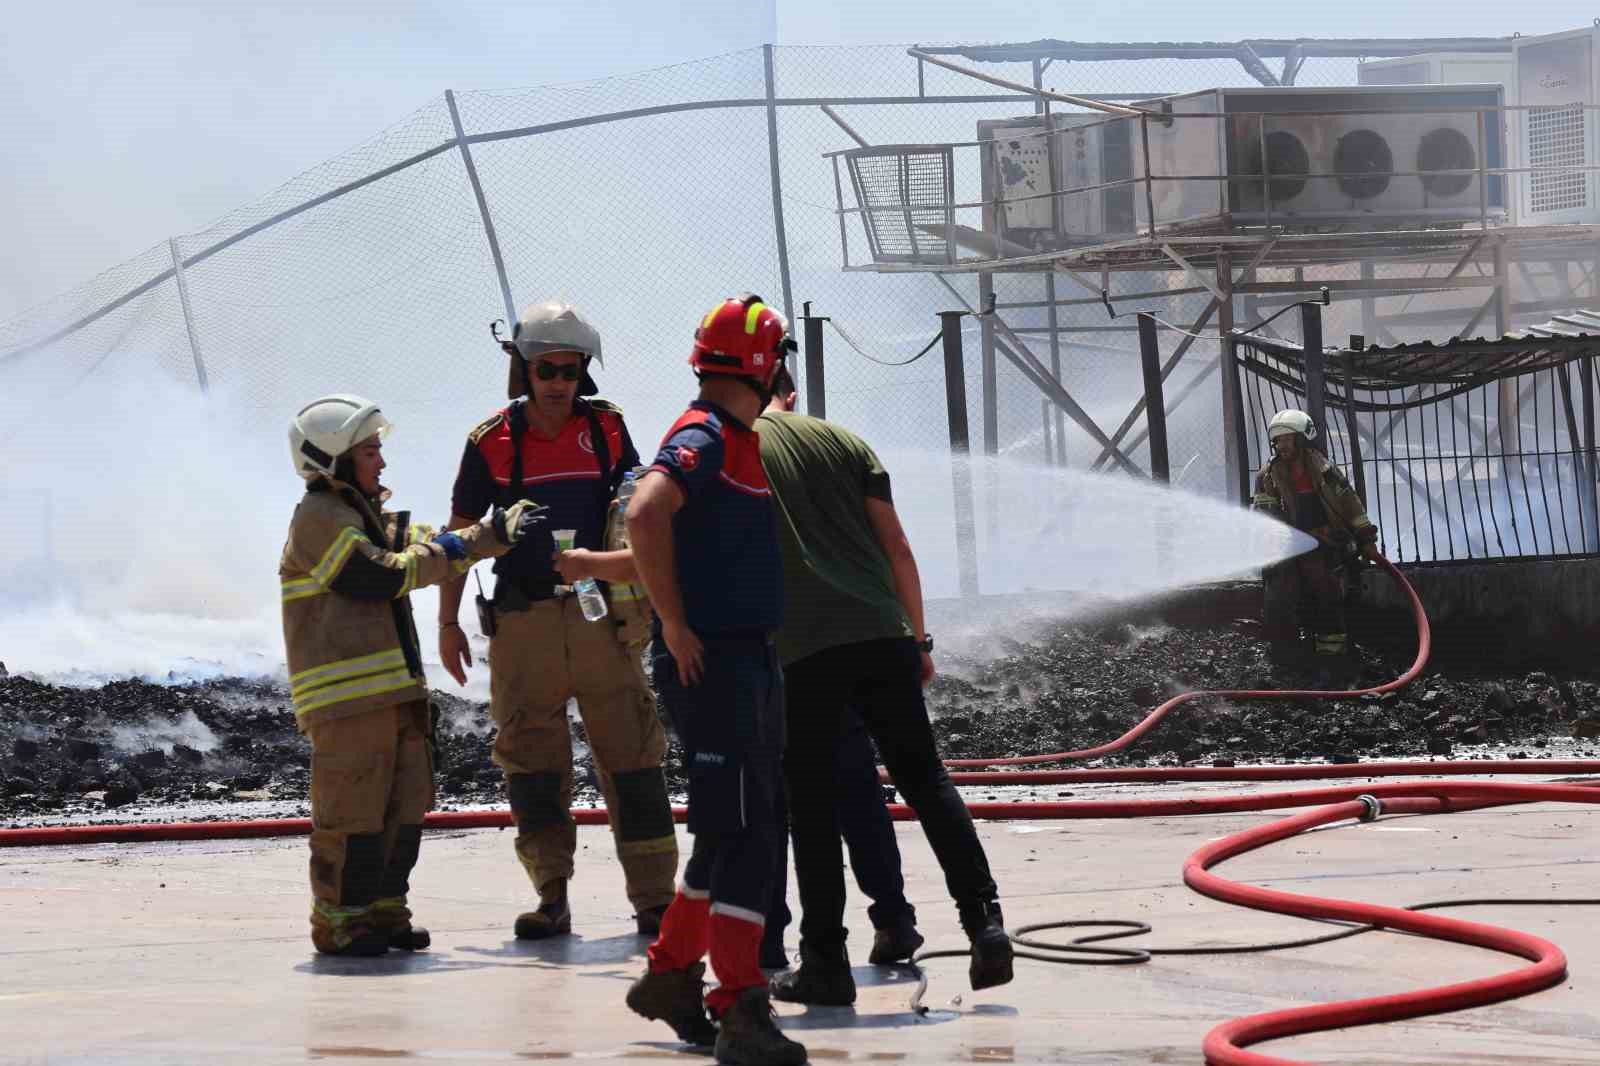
[4,603,1596,825]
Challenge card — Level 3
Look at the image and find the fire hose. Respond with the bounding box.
[3,556,1597,1063]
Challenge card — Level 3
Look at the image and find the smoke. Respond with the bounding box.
[0,356,293,681]
[0,354,1315,686]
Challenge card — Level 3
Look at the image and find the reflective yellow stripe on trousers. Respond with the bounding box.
[290,648,408,704]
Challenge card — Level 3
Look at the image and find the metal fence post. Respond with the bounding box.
[1341,349,1368,505]
[1136,312,1169,482]
[939,310,980,600]
[1300,301,1328,438]
[800,301,826,418]
[445,89,516,324]
[763,45,796,322]
[167,239,208,393]
[979,273,998,456]
[1217,254,1250,504]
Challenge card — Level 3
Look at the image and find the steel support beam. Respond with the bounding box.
[800,302,826,418]
[446,89,515,324]
[938,310,981,600]
[979,272,998,456]
[935,276,1143,475]
[762,46,795,322]
[168,238,208,393]
[1217,254,1250,505]
[1090,299,1218,471]
[1137,313,1170,481]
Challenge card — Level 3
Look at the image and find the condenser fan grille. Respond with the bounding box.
[1334,129,1394,200]
[1417,127,1476,198]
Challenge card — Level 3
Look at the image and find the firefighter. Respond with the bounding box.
[624,295,806,1066]
[1252,408,1381,668]
[281,394,544,955]
[437,301,678,941]
[756,367,1012,1005]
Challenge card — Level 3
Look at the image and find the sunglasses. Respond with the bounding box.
[533,361,583,382]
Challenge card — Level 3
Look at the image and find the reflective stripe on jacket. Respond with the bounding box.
[1251,448,1378,544]
[279,478,507,727]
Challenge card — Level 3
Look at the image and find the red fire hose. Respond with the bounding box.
[3,555,1596,1064]
[1189,780,1600,1066]
[943,554,1429,770]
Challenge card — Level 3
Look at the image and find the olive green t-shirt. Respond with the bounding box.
[756,411,912,666]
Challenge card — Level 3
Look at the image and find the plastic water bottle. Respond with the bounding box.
[608,471,638,551]
[553,528,609,623]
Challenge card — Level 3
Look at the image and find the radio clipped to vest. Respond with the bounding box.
[473,569,497,638]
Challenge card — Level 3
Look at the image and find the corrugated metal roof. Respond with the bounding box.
[1238,310,1600,388]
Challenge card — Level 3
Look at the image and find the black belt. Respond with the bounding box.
[494,579,571,612]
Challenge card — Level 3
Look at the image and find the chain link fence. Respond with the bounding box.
[2,45,1373,512]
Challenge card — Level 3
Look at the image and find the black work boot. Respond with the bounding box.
[635,903,670,937]
[868,916,925,965]
[514,880,572,940]
[770,941,855,1006]
[959,900,1014,991]
[625,961,718,1046]
[310,907,390,958]
[371,898,430,951]
[714,986,807,1066]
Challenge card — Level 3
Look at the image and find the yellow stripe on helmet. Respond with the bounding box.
[744,302,766,334]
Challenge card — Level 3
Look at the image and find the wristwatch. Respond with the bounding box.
[917,634,934,653]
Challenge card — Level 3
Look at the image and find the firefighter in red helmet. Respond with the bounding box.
[623,296,806,1065]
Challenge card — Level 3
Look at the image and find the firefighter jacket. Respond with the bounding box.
[1252,448,1378,545]
[280,476,508,727]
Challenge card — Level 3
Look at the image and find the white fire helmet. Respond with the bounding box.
[512,301,602,362]
[289,394,392,481]
[1267,408,1317,443]
[505,300,604,399]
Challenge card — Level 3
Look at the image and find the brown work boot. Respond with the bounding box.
[960,900,1014,991]
[713,986,807,1066]
[514,881,572,940]
[635,903,670,936]
[770,941,855,1006]
[867,917,925,965]
[625,961,718,1046]
[371,897,430,951]
[310,904,389,957]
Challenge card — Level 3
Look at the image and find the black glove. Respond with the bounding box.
[492,499,548,545]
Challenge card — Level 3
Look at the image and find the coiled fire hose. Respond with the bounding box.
[4,557,1597,1064]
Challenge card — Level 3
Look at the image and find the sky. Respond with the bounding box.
[3,0,1599,321]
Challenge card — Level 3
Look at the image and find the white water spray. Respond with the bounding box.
[0,358,1313,688]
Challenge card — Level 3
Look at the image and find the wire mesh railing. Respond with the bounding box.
[1238,334,1600,563]
[9,38,1600,564]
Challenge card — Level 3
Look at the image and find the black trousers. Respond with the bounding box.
[764,711,914,954]
[653,634,783,916]
[783,637,997,950]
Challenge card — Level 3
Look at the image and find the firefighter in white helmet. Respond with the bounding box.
[1252,408,1381,668]
[436,301,678,942]
[281,394,545,955]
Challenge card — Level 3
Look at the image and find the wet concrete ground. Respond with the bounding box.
[4,773,1598,1064]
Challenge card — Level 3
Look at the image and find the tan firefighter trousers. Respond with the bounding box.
[488,595,677,913]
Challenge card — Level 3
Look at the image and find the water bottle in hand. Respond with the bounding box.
[553,528,608,623]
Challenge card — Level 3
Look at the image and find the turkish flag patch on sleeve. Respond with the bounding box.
[676,446,700,471]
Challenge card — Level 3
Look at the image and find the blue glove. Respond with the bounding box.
[431,531,467,560]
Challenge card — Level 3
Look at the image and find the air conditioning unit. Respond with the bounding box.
[977,114,1137,251]
[1514,26,1600,224]
[1129,86,1508,232]
[1359,52,1516,91]
[1359,52,1518,223]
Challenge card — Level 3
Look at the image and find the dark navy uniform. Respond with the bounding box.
[644,400,785,1015]
[449,397,677,923]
